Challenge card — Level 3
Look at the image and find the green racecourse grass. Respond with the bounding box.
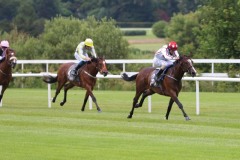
[0,88,239,160]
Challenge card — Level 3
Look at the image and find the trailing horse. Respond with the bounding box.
[122,55,197,120]
[0,48,17,103]
[43,57,108,112]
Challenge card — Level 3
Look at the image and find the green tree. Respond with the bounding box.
[152,20,168,38]
[13,0,39,36]
[40,16,128,60]
[33,0,60,18]
[0,0,19,32]
[165,12,200,55]
[196,0,240,59]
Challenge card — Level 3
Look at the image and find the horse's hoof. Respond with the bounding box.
[60,102,65,106]
[127,115,132,119]
[185,117,191,121]
[98,109,102,113]
[165,116,169,120]
[81,109,84,112]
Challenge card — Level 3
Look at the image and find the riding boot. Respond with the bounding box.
[150,69,163,87]
[155,69,164,83]
[72,61,86,75]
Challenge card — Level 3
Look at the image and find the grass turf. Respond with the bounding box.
[0,89,239,160]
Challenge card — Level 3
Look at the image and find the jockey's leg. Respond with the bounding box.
[155,68,164,82]
[150,67,164,87]
[72,61,86,75]
[156,61,173,82]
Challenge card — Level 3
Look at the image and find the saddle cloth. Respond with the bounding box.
[67,64,79,81]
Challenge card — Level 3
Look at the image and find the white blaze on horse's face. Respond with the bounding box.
[187,59,197,76]
[99,59,108,77]
[9,51,17,64]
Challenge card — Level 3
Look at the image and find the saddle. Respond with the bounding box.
[68,64,80,82]
[150,65,173,87]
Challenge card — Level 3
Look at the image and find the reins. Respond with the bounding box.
[0,69,11,76]
[83,70,97,78]
[162,74,178,81]
[79,59,99,79]
[162,58,190,81]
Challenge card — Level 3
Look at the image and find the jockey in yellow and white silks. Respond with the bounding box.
[150,41,180,86]
[72,38,97,75]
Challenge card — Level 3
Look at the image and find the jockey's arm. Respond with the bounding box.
[91,46,97,58]
[163,50,179,60]
[172,50,180,60]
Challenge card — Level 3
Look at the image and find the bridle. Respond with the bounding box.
[80,58,107,79]
[0,49,17,75]
[163,57,194,81]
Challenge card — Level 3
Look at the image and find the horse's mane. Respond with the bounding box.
[5,48,15,53]
[90,57,104,64]
[91,57,98,63]
[173,55,190,65]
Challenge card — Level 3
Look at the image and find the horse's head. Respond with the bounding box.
[4,48,17,68]
[176,55,197,77]
[91,57,108,77]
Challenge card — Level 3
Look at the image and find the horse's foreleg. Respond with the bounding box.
[165,98,174,120]
[172,96,190,121]
[60,83,74,106]
[81,92,89,112]
[83,87,101,112]
[135,89,154,108]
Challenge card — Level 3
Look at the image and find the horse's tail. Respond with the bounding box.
[42,75,58,84]
[121,73,138,81]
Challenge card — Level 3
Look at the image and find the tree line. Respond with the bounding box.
[0,0,202,36]
[0,0,239,91]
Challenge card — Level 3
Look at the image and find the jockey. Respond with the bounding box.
[150,41,180,86]
[0,40,10,62]
[72,38,97,75]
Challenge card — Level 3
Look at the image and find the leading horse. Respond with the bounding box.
[122,55,197,120]
[43,57,108,112]
[0,48,17,103]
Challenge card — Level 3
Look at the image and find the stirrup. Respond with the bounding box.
[71,70,77,76]
[150,82,155,87]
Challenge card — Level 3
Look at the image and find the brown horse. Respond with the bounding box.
[122,55,197,120]
[43,57,108,112]
[0,48,17,103]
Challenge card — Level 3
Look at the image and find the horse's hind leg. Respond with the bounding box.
[135,89,154,108]
[128,91,143,118]
[60,83,74,106]
[165,98,174,120]
[52,81,66,103]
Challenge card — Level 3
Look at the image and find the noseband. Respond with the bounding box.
[81,59,107,78]
[179,59,194,73]
[95,59,107,74]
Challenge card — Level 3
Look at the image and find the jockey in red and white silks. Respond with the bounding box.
[151,41,180,86]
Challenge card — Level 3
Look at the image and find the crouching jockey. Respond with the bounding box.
[150,41,180,87]
[72,38,97,76]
